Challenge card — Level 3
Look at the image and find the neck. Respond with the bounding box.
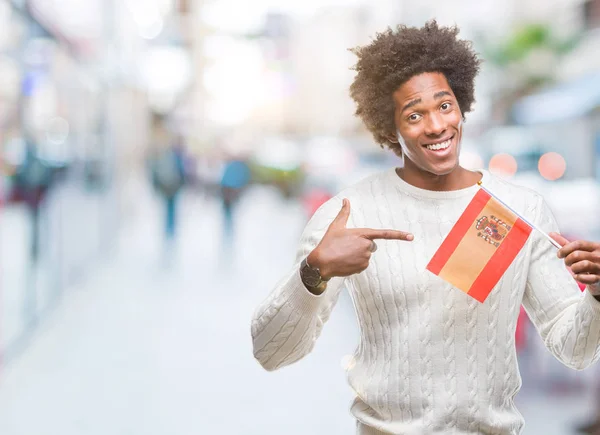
[396,163,480,192]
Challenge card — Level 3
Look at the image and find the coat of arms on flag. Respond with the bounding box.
[426,187,533,303]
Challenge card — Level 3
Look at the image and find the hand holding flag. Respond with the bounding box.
[551,232,600,291]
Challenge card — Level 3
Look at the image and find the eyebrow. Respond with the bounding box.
[434,91,452,100]
[401,98,421,113]
[400,91,453,113]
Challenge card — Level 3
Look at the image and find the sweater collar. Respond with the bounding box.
[389,167,489,200]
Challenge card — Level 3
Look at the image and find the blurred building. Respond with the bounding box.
[505,0,600,180]
[0,0,189,361]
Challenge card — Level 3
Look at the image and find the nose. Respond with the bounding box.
[425,112,447,137]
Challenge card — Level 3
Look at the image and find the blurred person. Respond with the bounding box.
[13,138,53,262]
[251,21,600,435]
[150,132,187,245]
[219,156,250,241]
[11,138,55,324]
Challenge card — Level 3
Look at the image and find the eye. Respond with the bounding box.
[440,102,452,111]
[408,113,421,122]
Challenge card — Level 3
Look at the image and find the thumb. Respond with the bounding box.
[549,232,569,248]
[330,198,350,229]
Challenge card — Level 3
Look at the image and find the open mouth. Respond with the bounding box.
[423,135,454,151]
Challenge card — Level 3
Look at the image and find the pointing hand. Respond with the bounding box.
[308,199,414,279]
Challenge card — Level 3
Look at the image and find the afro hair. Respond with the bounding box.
[349,20,481,152]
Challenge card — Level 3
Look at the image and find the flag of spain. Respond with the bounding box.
[426,188,533,303]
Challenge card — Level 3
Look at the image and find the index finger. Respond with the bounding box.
[360,228,414,241]
[558,239,597,259]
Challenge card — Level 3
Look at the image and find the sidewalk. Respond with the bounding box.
[0,185,594,435]
[0,187,359,435]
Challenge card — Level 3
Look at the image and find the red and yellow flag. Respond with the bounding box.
[426,189,532,303]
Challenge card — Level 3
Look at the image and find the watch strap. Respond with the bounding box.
[300,257,329,293]
[305,256,330,282]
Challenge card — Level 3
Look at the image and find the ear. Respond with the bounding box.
[385,133,399,144]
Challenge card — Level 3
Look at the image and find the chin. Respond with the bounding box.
[427,162,459,176]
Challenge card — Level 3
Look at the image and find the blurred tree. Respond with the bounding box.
[479,23,581,123]
[486,24,578,66]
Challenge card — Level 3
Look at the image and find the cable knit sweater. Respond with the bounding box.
[251,168,600,434]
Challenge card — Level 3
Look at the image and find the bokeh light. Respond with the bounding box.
[459,150,484,170]
[488,153,518,177]
[538,152,566,181]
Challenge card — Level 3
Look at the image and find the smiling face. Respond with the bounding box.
[392,72,464,178]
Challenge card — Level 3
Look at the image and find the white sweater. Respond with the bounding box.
[251,168,600,434]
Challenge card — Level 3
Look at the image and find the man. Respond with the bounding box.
[151,142,186,239]
[251,21,600,434]
[219,156,251,240]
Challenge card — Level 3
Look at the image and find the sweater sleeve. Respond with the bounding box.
[251,196,348,371]
[522,196,600,370]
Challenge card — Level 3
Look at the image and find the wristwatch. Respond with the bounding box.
[300,257,330,293]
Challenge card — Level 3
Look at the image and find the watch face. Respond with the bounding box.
[301,263,322,287]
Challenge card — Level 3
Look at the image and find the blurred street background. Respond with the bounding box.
[0,0,600,434]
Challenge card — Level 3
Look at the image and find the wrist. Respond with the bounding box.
[307,248,332,280]
[300,252,330,295]
[306,248,320,268]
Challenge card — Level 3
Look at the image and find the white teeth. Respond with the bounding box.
[425,139,451,151]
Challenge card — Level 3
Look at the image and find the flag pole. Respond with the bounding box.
[477,181,562,250]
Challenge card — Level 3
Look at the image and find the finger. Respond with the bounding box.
[329,198,350,229]
[369,241,378,253]
[570,260,600,276]
[564,250,598,267]
[549,232,569,248]
[574,274,600,285]
[360,229,414,241]
[557,239,598,259]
